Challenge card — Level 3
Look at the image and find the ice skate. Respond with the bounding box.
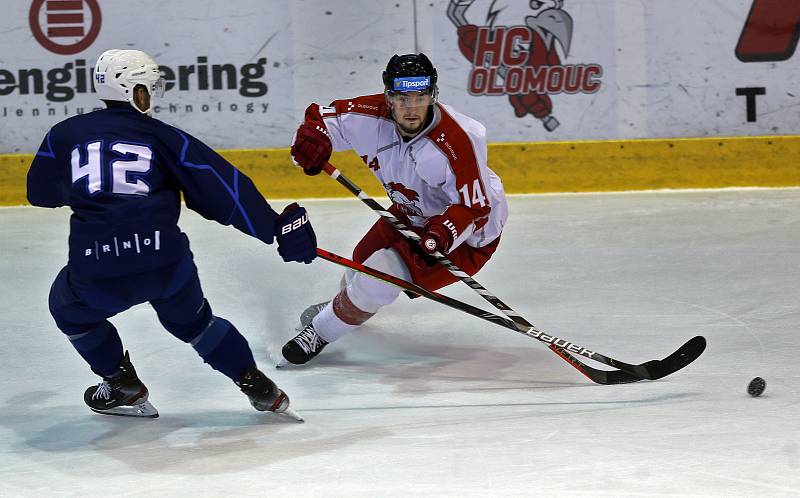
[236,366,303,422]
[84,351,158,418]
[281,323,329,366]
[298,301,330,329]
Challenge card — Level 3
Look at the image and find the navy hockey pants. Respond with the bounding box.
[48,255,255,380]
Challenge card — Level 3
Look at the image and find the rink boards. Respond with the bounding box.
[2,134,799,205]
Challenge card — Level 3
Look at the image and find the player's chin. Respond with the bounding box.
[399,120,422,134]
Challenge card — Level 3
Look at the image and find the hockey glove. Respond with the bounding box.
[420,214,456,255]
[275,203,317,264]
[407,239,439,268]
[290,121,332,176]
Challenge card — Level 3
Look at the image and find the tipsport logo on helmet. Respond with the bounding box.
[447,0,603,132]
[393,76,431,92]
[29,0,102,56]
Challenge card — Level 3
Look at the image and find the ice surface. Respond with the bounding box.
[1,189,799,497]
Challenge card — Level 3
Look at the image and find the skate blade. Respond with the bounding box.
[268,348,292,369]
[281,406,304,422]
[90,400,159,418]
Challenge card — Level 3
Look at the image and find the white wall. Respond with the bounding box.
[1,0,797,153]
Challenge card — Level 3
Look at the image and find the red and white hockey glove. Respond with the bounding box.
[290,121,332,176]
[420,214,458,255]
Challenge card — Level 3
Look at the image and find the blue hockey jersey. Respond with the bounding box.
[27,105,279,278]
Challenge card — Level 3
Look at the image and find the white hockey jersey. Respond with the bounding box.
[306,94,508,250]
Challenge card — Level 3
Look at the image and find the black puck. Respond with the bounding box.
[747,377,766,397]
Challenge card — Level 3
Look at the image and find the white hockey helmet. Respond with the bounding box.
[94,49,164,115]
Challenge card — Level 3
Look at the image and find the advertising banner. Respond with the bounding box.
[2,0,303,153]
[1,0,798,153]
[424,0,800,141]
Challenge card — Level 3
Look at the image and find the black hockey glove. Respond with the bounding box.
[275,203,317,264]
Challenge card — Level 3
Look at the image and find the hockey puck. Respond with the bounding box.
[747,377,766,397]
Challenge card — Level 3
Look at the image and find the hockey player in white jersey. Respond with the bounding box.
[282,53,509,365]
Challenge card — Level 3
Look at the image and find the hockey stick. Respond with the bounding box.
[320,161,632,383]
[317,247,706,383]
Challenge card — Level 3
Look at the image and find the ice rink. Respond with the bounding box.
[1,189,799,497]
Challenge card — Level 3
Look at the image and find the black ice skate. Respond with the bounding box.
[236,366,302,421]
[282,323,329,365]
[84,351,158,418]
[298,301,330,329]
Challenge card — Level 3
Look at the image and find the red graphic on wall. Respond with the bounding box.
[736,0,800,62]
[29,0,102,55]
[448,0,602,132]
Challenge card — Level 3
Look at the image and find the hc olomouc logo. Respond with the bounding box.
[447,0,603,132]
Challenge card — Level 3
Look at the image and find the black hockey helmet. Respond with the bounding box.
[382,53,438,94]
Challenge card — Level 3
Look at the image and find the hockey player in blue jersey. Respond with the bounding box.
[27,49,314,420]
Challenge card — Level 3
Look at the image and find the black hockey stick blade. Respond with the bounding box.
[595,369,645,385]
[547,344,643,385]
[632,336,707,380]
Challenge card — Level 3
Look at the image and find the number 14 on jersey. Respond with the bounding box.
[459,179,487,207]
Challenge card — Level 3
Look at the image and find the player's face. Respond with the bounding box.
[387,90,433,137]
[133,85,151,113]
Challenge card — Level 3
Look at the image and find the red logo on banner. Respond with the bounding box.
[736,0,800,62]
[447,0,602,132]
[29,0,102,55]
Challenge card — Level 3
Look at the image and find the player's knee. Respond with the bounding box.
[345,249,409,311]
[48,267,80,326]
[63,321,117,353]
[347,273,401,312]
[159,298,213,343]
[190,315,234,356]
[364,249,411,279]
[49,290,106,341]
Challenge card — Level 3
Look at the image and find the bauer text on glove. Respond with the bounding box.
[275,203,317,264]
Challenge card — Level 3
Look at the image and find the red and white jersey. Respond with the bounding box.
[305,94,508,250]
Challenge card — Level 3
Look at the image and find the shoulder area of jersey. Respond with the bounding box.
[329,93,390,118]
[57,104,158,126]
[48,106,171,141]
[47,106,114,132]
[432,102,487,139]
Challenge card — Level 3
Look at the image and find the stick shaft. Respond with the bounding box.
[321,162,616,381]
[316,248,646,381]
